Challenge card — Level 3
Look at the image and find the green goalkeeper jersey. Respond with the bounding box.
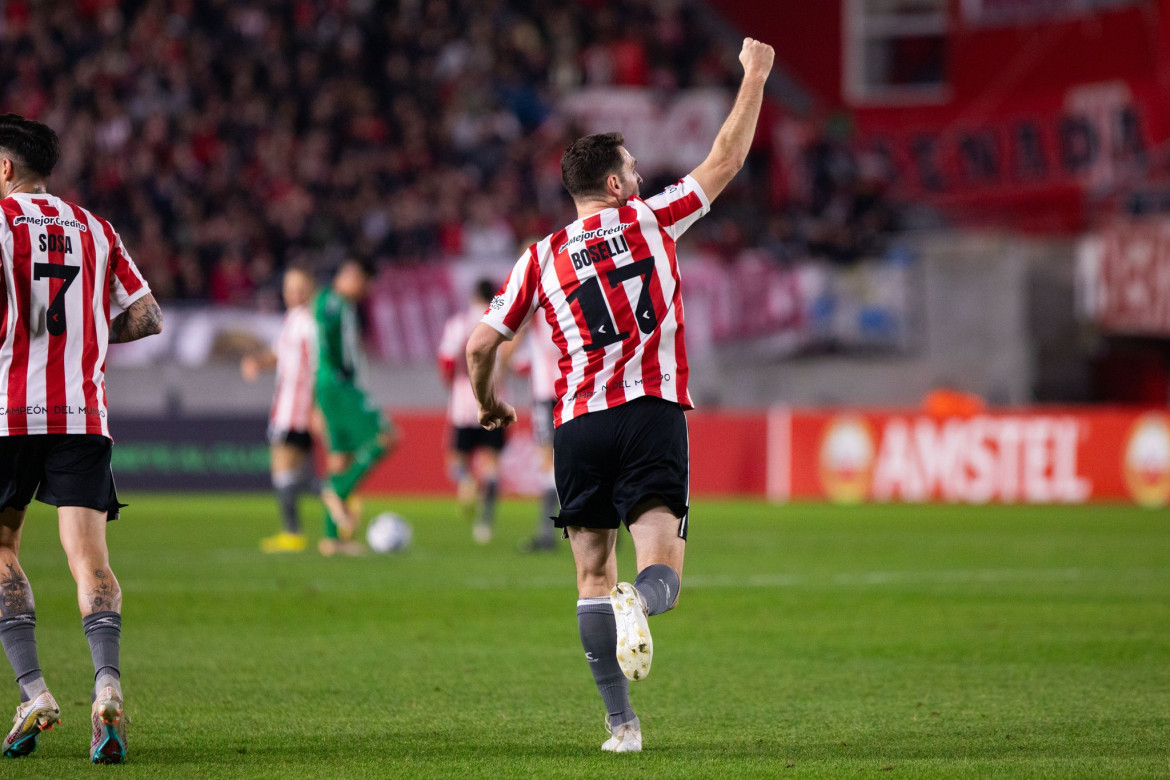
[313,288,366,390]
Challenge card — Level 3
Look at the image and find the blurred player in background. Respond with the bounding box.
[314,258,398,556]
[0,114,163,763]
[241,267,318,553]
[503,314,560,552]
[466,39,774,752]
[438,279,504,544]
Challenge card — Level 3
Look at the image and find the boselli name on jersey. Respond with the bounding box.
[570,234,630,271]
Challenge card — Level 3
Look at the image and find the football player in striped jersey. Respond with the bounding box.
[467,38,775,752]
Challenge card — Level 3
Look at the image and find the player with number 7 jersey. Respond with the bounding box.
[482,177,706,428]
[0,189,151,437]
[0,114,162,765]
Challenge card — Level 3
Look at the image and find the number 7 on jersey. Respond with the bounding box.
[565,256,659,352]
[34,262,80,336]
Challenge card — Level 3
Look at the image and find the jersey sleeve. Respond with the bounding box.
[480,246,541,339]
[638,174,711,241]
[108,234,151,309]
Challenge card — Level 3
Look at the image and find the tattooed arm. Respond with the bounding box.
[109,293,163,344]
[0,563,34,616]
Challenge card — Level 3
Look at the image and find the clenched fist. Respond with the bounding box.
[478,399,517,431]
[739,37,774,80]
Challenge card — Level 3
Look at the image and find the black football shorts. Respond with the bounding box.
[452,426,505,454]
[268,427,313,452]
[0,434,124,519]
[553,396,689,539]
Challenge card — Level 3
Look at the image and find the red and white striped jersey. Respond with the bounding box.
[481,175,709,427]
[0,193,151,438]
[439,304,500,428]
[270,305,317,433]
[524,315,559,403]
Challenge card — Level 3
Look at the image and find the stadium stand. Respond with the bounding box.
[0,0,900,307]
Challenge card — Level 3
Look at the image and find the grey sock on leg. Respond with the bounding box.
[634,564,680,616]
[538,488,559,541]
[82,611,121,695]
[577,598,635,726]
[480,479,499,527]
[0,613,45,702]
[273,470,302,534]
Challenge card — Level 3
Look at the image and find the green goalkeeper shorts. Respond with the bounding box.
[316,381,391,454]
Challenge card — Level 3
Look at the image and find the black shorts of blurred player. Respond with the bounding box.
[448,425,505,541]
[268,428,313,452]
[452,426,505,455]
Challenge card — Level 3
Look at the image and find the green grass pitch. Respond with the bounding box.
[2,494,1167,777]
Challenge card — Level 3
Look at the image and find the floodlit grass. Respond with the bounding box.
[3,495,1167,777]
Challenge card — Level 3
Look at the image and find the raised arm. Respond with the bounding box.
[689,37,774,204]
[466,322,517,431]
[109,293,163,344]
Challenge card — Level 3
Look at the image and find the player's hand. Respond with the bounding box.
[739,37,774,80]
[241,355,260,381]
[479,400,517,431]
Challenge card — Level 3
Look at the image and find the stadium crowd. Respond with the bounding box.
[0,0,899,309]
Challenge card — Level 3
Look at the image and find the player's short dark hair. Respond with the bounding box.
[474,278,498,303]
[0,114,60,180]
[561,132,625,200]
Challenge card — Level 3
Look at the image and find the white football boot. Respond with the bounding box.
[89,686,126,764]
[602,715,642,753]
[610,582,652,681]
[3,691,60,758]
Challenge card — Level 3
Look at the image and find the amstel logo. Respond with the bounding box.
[1122,413,1170,508]
[818,416,876,504]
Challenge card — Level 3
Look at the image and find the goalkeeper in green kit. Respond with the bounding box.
[314,258,399,555]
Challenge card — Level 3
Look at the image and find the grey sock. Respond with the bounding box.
[273,471,303,534]
[0,613,44,703]
[480,479,499,527]
[538,488,559,541]
[634,564,680,616]
[577,598,635,726]
[82,611,121,687]
[299,461,319,494]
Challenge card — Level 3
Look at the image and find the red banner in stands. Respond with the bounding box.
[1078,218,1170,336]
[855,79,1164,231]
[768,408,1170,507]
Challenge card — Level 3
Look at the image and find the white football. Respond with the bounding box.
[366,512,412,554]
